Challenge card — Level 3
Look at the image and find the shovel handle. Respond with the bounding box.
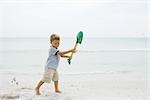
[70,43,78,58]
[67,43,78,64]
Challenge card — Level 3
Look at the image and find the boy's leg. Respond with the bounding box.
[53,70,61,93]
[54,81,61,93]
[35,80,44,95]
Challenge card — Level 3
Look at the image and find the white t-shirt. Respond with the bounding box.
[45,46,60,69]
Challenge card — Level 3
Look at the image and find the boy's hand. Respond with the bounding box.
[68,56,72,59]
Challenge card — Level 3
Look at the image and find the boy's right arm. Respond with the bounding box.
[58,48,76,57]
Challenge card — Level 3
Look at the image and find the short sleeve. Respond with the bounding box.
[49,47,59,56]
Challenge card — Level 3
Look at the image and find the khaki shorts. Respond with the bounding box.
[42,67,59,83]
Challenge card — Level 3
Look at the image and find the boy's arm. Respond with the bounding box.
[58,48,75,57]
[60,55,69,58]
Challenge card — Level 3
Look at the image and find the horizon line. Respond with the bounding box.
[0,36,149,38]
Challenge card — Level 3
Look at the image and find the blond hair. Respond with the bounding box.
[50,34,60,43]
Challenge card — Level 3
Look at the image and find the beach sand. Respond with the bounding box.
[0,71,148,100]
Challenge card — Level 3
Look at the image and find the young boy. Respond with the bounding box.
[35,34,76,95]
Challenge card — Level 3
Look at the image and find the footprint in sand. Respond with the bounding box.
[1,94,20,99]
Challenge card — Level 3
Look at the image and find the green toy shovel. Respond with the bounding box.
[67,31,83,64]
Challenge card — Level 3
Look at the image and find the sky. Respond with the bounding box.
[0,0,149,37]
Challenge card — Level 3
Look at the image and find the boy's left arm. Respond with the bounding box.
[60,55,69,58]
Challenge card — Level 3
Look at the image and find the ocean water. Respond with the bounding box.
[0,37,149,80]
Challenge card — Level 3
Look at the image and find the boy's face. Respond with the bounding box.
[52,40,60,48]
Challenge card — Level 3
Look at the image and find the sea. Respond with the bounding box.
[0,37,149,80]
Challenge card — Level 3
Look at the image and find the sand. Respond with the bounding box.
[0,71,148,100]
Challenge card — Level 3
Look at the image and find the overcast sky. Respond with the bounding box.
[0,0,149,37]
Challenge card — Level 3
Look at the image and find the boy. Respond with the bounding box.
[35,34,76,95]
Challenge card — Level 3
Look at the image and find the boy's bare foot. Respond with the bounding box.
[35,88,41,95]
[55,90,62,93]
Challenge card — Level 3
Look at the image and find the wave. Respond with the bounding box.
[79,49,150,53]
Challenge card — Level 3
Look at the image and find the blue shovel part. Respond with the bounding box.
[67,31,83,64]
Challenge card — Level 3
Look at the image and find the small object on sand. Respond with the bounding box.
[13,77,16,82]
[11,77,19,85]
[16,82,18,85]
